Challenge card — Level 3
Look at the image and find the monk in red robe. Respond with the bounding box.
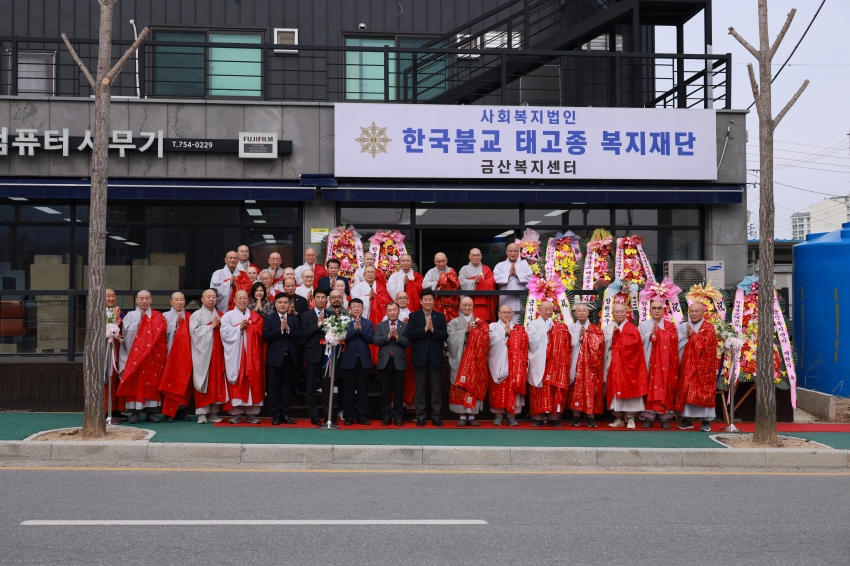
[637,300,679,428]
[447,297,490,425]
[603,303,649,429]
[190,289,229,424]
[104,288,126,421]
[117,290,168,424]
[423,252,460,322]
[459,248,497,322]
[220,290,267,423]
[676,302,719,432]
[159,292,194,422]
[351,265,392,365]
[527,301,571,427]
[387,254,423,312]
[568,301,605,428]
[488,304,528,426]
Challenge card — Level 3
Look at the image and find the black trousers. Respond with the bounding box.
[380,363,405,419]
[341,357,370,420]
[305,361,325,419]
[266,355,295,418]
[414,363,442,419]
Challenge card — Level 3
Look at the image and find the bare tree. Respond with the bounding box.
[61,1,149,438]
[729,1,809,446]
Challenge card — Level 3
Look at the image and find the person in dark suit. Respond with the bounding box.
[262,294,303,425]
[337,298,374,425]
[317,258,350,296]
[300,287,335,426]
[282,277,311,315]
[373,301,411,426]
[406,288,448,427]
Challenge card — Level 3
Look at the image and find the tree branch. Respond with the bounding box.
[746,62,763,117]
[103,27,150,83]
[728,26,760,59]
[770,9,797,58]
[60,33,96,90]
[773,79,810,128]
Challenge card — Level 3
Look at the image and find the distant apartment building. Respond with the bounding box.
[790,212,811,240]
[810,197,850,234]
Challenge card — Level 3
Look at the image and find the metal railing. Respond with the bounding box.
[0,36,730,108]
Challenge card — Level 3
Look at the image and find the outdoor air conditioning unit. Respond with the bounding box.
[663,260,725,290]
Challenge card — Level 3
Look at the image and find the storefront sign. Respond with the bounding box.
[0,127,291,159]
[310,228,330,244]
[335,104,717,181]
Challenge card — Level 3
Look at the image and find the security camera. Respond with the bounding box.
[358,23,367,30]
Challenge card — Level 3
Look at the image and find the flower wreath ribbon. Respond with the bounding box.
[639,277,684,324]
[524,275,574,327]
[600,278,638,326]
[581,228,613,301]
[686,283,727,322]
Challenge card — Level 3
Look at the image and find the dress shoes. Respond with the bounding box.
[174,409,192,422]
[280,416,296,425]
[310,417,321,426]
[344,418,355,426]
[432,417,444,427]
[271,416,282,425]
[547,419,563,428]
[357,418,371,425]
[416,418,426,427]
[394,418,404,427]
[381,418,392,426]
[111,411,128,422]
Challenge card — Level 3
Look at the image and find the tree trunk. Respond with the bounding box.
[81,1,116,438]
[752,0,778,447]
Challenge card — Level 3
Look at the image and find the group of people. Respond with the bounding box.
[103,243,719,431]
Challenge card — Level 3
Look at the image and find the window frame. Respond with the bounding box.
[273,28,299,55]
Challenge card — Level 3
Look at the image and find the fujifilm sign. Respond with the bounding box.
[239,132,278,158]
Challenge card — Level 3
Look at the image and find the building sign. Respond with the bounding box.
[239,132,278,158]
[0,127,292,159]
[334,104,717,181]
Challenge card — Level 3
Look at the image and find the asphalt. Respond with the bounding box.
[1,467,848,565]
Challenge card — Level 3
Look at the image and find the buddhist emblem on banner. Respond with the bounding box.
[355,122,392,158]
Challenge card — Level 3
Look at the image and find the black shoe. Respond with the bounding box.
[111,411,128,422]
[700,421,712,432]
[394,419,404,427]
[587,418,598,428]
[344,419,355,426]
[145,412,161,423]
[331,417,339,426]
[467,418,480,427]
[163,416,175,423]
[547,420,563,428]
[531,420,544,427]
[174,409,191,422]
[661,421,671,429]
[677,419,694,430]
[310,417,321,426]
[416,418,426,427]
[406,413,417,421]
[432,417,444,427]
[272,416,282,425]
[642,420,653,429]
[570,416,581,427]
[127,413,140,424]
[357,418,371,426]
[381,418,392,426]
[281,416,296,425]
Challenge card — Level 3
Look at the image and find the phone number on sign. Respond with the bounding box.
[170,140,214,149]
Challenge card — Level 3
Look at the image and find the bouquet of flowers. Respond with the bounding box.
[714,320,747,387]
[369,229,407,280]
[515,229,542,276]
[326,225,364,284]
[545,231,582,291]
[321,312,352,349]
[616,235,655,286]
[581,228,613,295]
[105,310,123,376]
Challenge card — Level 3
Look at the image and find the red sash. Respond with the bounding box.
[675,321,718,410]
[543,323,572,390]
[159,312,194,415]
[368,279,393,365]
[646,323,680,413]
[195,311,228,408]
[488,325,528,414]
[466,265,497,322]
[116,312,168,402]
[454,321,491,408]
[224,311,267,407]
[227,270,253,311]
[569,324,605,415]
[313,264,329,288]
[435,268,460,322]
[404,272,423,312]
[606,322,649,407]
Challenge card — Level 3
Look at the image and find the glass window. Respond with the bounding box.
[241,203,299,225]
[399,37,446,101]
[153,31,206,97]
[614,229,659,275]
[346,37,396,100]
[0,226,74,290]
[17,52,55,95]
[525,207,610,226]
[340,205,410,225]
[615,208,658,226]
[667,208,700,226]
[415,207,518,226]
[666,230,700,260]
[248,231,295,271]
[104,204,241,224]
[0,203,72,223]
[209,33,263,97]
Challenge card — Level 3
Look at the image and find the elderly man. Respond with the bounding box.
[246,266,259,284]
[407,288,449,427]
[488,304,528,426]
[676,302,719,432]
[190,289,228,424]
[388,290,415,417]
[458,248,497,322]
[354,251,377,286]
[220,289,266,424]
[282,277,310,315]
[338,298,374,425]
[352,265,392,365]
[211,250,252,312]
[494,243,534,325]
[527,300,571,427]
[104,288,126,421]
[264,252,285,285]
[422,252,460,322]
[373,302,411,426]
[283,267,296,282]
[117,290,167,424]
[318,258,350,296]
[604,303,649,429]
[295,247,328,288]
[237,244,257,273]
[568,301,605,428]
[638,300,679,428]
[296,269,316,309]
[447,296,490,426]
[333,279,350,309]
[259,270,280,300]
[387,254,424,312]
[159,292,193,422]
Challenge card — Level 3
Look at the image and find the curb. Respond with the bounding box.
[1,441,849,469]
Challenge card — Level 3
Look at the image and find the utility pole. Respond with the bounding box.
[729,1,809,447]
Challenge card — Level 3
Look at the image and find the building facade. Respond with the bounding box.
[810,197,850,235]
[790,212,811,241]
[0,0,747,358]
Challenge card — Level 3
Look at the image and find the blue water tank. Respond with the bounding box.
[793,222,850,396]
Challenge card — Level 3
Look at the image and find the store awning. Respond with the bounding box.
[321,182,743,204]
[0,178,316,201]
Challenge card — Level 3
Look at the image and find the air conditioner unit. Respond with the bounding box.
[663,260,725,290]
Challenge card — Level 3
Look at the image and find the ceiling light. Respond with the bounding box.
[124,241,139,246]
[34,206,62,214]
[244,200,256,204]
[495,230,515,238]
[262,234,274,239]
[253,220,267,224]
[8,197,28,201]
[544,209,567,217]
[416,209,428,216]
[525,220,541,225]
[63,218,71,222]
[109,235,126,241]
[246,208,263,216]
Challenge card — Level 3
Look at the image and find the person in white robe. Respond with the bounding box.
[220,291,263,423]
[488,304,524,426]
[527,300,556,425]
[494,243,533,324]
[387,254,420,302]
[334,279,350,309]
[163,292,187,355]
[603,303,645,428]
[262,252,284,285]
[353,252,377,286]
[296,269,315,307]
[294,247,322,285]
[237,244,255,273]
[422,252,451,290]
[190,290,227,424]
[351,266,380,315]
[210,250,246,312]
[447,297,482,425]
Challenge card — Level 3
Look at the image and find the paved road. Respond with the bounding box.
[1,467,848,565]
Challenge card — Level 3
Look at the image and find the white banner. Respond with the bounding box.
[335,104,717,181]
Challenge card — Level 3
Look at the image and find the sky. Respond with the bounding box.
[656,0,849,239]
